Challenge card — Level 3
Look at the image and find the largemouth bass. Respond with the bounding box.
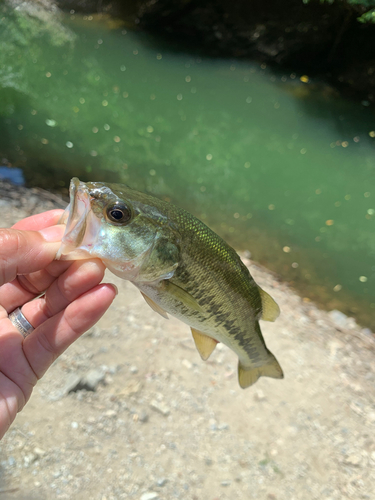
[57,178,283,388]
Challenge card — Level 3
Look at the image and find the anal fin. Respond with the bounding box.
[191,328,218,361]
[238,353,284,389]
[141,292,169,319]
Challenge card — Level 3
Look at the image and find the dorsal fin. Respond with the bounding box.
[259,288,280,322]
[191,328,218,361]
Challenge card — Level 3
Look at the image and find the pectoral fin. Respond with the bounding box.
[162,281,202,312]
[259,288,280,322]
[191,328,218,361]
[238,353,284,389]
[141,292,169,319]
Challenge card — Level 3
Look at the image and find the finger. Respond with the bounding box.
[21,259,106,327]
[12,209,65,231]
[0,313,37,411]
[0,371,27,440]
[0,260,73,314]
[0,226,64,287]
[22,283,117,378]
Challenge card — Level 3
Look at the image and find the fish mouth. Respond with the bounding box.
[56,177,92,260]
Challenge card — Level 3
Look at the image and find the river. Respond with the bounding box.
[1,8,374,328]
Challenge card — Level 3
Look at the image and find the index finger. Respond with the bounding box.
[12,209,65,231]
[0,228,64,287]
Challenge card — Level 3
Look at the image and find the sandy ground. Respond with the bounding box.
[0,179,375,500]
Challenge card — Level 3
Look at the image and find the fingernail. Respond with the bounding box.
[111,284,119,296]
[39,225,65,242]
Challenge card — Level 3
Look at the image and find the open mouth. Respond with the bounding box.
[56,177,92,260]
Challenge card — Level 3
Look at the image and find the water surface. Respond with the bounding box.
[1,10,375,328]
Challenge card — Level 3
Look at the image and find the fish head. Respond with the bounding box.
[57,178,180,283]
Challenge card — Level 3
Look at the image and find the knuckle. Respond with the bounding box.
[0,229,23,284]
[0,229,22,254]
[36,331,58,368]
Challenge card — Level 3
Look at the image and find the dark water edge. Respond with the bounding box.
[56,0,375,105]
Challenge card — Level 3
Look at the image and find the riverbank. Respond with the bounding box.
[1,179,375,499]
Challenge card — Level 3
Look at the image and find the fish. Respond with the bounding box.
[57,177,283,388]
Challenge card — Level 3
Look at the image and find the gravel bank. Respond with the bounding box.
[1,180,374,500]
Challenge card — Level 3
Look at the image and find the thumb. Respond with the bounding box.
[0,225,65,286]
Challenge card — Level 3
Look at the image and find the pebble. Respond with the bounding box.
[328,310,357,329]
[33,447,46,457]
[218,423,229,431]
[130,365,138,374]
[139,411,149,423]
[62,368,107,394]
[105,410,117,418]
[23,453,37,466]
[182,359,192,369]
[140,493,159,500]
[345,453,362,466]
[82,369,106,391]
[221,480,231,486]
[150,400,170,416]
[254,389,266,401]
[156,478,167,487]
[63,373,82,394]
[361,328,373,337]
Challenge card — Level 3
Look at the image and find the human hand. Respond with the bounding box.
[0,210,117,439]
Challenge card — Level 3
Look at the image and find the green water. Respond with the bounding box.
[1,9,375,328]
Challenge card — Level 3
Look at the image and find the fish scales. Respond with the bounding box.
[140,204,264,361]
[57,178,283,388]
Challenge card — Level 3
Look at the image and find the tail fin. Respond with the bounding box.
[238,352,284,389]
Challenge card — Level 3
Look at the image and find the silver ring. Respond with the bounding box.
[8,307,34,339]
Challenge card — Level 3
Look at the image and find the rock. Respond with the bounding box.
[361,328,373,337]
[218,423,229,431]
[63,373,83,394]
[328,310,350,329]
[105,410,117,418]
[139,411,149,423]
[344,453,362,466]
[23,453,37,467]
[140,492,159,500]
[156,478,167,487]
[62,368,107,394]
[130,365,138,374]
[150,400,170,416]
[221,480,231,486]
[81,368,106,391]
[254,389,266,401]
[33,447,46,457]
[182,359,192,369]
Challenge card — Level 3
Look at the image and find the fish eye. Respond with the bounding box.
[106,203,132,224]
